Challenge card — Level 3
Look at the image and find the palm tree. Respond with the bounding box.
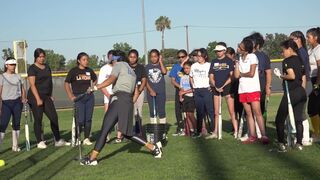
[155,16,171,53]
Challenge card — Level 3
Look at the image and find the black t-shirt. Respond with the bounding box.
[27,64,53,96]
[282,55,305,91]
[131,63,147,86]
[209,56,234,88]
[65,67,97,94]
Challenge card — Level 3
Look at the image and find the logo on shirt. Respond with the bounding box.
[148,68,162,83]
[76,73,91,81]
[193,69,207,78]
[213,63,229,71]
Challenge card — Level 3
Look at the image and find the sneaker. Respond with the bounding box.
[37,141,47,149]
[12,146,21,152]
[192,132,202,139]
[179,131,186,136]
[205,133,218,140]
[55,139,70,147]
[277,143,287,152]
[261,136,270,145]
[172,130,183,137]
[83,138,93,145]
[80,156,98,166]
[242,136,257,144]
[115,137,123,144]
[302,141,312,146]
[239,134,249,141]
[152,141,163,158]
[294,143,303,151]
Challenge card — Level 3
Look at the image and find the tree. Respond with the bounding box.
[161,48,179,66]
[45,50,66,71]
[112,42,132,56]
[88,55,99,70]
[2,48,14,60]
[263,33,289,59]
[155,16,171,53]
[66,59,77,70]
[207,41,218,61]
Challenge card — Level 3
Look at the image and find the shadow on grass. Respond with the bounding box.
[26,148,76,180]
[0,131,71,179]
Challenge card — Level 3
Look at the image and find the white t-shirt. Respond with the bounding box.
[238,53,260,94]
[190,62,211,88]
[309,44,320,78]
[98,64,113,103]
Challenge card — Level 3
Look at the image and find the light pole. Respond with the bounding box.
[141,0,148,65]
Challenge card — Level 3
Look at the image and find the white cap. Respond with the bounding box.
[5,59,17,65]
[214,45,227,51]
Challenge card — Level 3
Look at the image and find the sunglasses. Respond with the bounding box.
[178,55,186,59]
[8,64,16,66]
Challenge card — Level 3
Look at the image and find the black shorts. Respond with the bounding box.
[182,96,195,112]
[213,83,234,97]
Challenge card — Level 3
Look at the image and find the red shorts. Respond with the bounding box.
[239,92,261,103]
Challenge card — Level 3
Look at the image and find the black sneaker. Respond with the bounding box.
[80,156,98,166]
[192,132,202,139]
[294,143,303,151]
[277,143,287,153]
[152,142,163,158]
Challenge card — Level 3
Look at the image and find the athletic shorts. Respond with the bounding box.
[213,84,234,97]
[239,91,261,103]
[182,96,195,112]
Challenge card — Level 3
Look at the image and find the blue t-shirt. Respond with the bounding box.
[298,47,310,80]
[209,57,234,88]
[169,63,183,85]
[145,63,166,93]
[255,51,271,90]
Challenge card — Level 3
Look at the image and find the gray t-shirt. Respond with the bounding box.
[111,62,136,94]
[0,73,23,100]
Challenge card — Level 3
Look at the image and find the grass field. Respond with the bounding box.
[0,94,319,180]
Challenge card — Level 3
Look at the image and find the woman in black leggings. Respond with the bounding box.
[274,40,307,152]
[28,48,68,149]
[81,50,162,166]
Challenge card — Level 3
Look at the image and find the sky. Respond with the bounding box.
[0,0,319,66]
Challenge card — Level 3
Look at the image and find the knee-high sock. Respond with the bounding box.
[0,132,5,148]
[302,120,310,142]
[310,115,320,136]
[12,130,20,148]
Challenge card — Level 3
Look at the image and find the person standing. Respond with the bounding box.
[145,49,167,124]
[169,49,189,136]
[189,48,214,138]
[128,49,147,136]
[207,44,238,139]
[234,39,269,144]
[65,52,97,146]
[28,48,68,149]
[290,31,312,146]
[0,58,27,151]
[274,40,307,151]
[306,27,320,142]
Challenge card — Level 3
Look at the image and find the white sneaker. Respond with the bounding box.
[83,138,93,145]
[302,141,312,146]
[240,134,249,142]
[12,146,21,152]
[37,141,47,149]
[55,139,70,147]
[153,141,163,158]
[205,133,218,139]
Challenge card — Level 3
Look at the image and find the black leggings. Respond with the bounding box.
[94,98,148,152]
[174,88,184,131]
[29,96,61,143]
[275,87,306,145]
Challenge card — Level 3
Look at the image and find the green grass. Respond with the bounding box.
[0,94,319,180]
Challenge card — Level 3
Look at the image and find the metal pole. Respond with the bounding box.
[185,25,190,54]
[141,0,148,65]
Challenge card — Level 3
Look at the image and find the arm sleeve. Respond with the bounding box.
[0,75,3,86]
[91,69,97,82]
[27,65,36,77]
[264,53,271,70]
[65,69,73,83]
[189,65,194,77]
[98,66,107,84]
[315,47,320,61]
[250,54,259,65]
[168,65,176,78]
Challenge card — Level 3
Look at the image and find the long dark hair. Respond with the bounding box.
[198,48,209,62]
[290,31,307,49]
[34,48,46,63]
